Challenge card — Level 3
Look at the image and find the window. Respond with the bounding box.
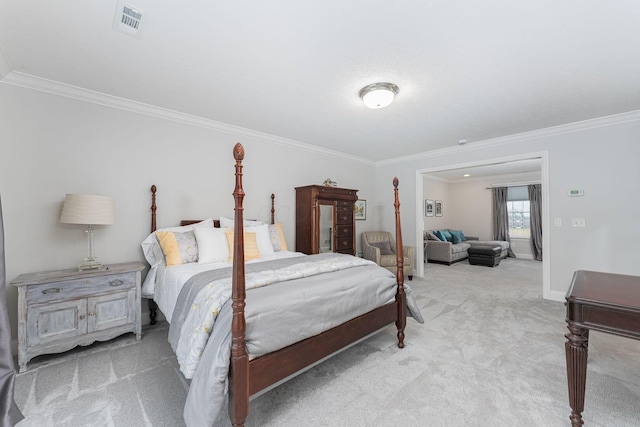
[507,186,530,238]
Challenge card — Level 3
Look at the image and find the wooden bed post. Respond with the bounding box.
[149,184,158,325]
[270,193,275,225]
[393,177,407,348]
[150,185,157,234]
[229,143,249,427]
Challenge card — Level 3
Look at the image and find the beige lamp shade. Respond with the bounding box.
[60,194,115,225]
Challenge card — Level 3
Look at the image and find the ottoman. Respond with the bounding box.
[468,245,502,267]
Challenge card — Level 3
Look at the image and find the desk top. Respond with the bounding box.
[567,270,640,309]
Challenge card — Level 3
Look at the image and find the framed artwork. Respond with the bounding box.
[425,199,434,217]
[435,200,443,217]
[355,199,366,220]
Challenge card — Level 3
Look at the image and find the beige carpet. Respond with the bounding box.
[14,258,640,426]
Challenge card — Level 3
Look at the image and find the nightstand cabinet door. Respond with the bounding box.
[88,289,136,333]
[26,299,87,347]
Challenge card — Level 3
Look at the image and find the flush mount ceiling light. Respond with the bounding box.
[359,82,399,109]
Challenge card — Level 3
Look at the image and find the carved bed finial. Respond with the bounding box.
[234,143,245,161]
[393,177,399,189]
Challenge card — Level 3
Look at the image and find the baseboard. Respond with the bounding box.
[514,253,535,260]
[547,290,566,302]
[427,257,467,266]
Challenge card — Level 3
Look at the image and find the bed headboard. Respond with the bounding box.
[180,219,222,228]
[149,185,276,232]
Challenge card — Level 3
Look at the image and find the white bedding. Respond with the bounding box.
[147,251,305,322]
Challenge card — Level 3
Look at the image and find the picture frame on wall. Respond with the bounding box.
[355,199,366,220]
[435,200,443,217]
[425,199,434,217]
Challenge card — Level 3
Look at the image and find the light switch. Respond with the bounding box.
[572,217,586,228]
[554,218,562,227]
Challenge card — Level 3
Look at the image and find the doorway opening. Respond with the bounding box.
[415,151,551,299]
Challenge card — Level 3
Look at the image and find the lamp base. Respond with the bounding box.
[77,259,106,271]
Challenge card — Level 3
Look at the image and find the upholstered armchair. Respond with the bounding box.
[361,231,414,280]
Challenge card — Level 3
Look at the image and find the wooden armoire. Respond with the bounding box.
[295,185,358,255]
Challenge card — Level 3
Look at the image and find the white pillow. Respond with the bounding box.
[220,216,265,228]
[141,218,214,266]
[245,224,274,257]
[194,228,229,264]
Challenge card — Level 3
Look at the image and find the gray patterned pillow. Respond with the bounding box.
[268,223,288,252]
[156,230,199,266]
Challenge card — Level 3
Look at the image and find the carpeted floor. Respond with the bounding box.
[14,258,640,426]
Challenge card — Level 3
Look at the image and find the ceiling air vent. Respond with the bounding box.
[113,1,146,37]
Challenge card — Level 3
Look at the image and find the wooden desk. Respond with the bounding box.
[565,270,640,426]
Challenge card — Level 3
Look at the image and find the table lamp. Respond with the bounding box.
[60,194,115,271]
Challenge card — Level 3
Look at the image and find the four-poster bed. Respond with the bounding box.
[142,143,419,426]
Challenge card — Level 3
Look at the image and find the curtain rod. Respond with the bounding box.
[486,181,541,189]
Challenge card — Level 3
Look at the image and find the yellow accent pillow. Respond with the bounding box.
[225,231,261,262]
[156,230,198,267]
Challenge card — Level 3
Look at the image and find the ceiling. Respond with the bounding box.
[424,158,541,182]
[1,1,639,162]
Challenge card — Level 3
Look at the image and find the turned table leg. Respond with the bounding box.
[148,299,158,325]
[565,323,589,427]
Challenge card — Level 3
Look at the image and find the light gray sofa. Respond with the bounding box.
[425,230,510,265]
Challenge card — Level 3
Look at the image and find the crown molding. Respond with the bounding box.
[1,71,375,166]
[377,109,640,167]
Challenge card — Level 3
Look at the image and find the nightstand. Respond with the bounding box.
[11,262,144,373]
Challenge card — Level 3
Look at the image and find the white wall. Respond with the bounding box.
[0,83,379,342]
[445,178,492,239]
[375,116,640,300]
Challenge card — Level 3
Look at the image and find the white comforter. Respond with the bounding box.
[143,251,304,322]
[172,254,380,378]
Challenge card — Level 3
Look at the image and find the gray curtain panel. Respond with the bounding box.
[528,184,543,261]
[0,196,24,426]
[492,187,515,258]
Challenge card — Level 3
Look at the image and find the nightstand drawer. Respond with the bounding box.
[26,272,135,304]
